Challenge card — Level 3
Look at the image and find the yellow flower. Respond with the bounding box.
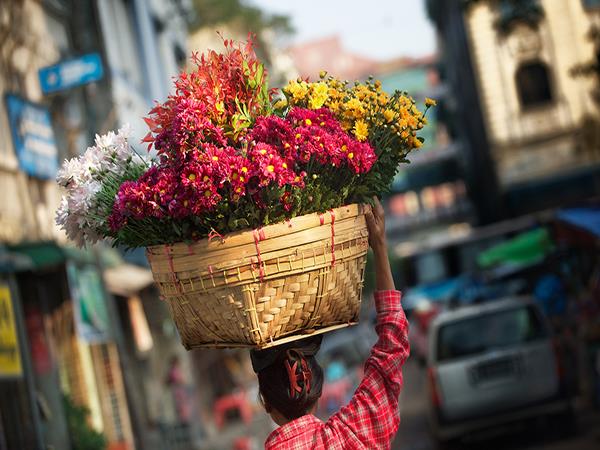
[328,101,340,113]
[412,137,423,148]
[273,97,288,110]
[345,98,363,111]
[309,82,329,109]
[353,120,369,141]
[425,97,437,107]
[286,80,309,102]
[383,109,395,123]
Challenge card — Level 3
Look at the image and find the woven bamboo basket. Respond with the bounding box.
[146,204,369,349]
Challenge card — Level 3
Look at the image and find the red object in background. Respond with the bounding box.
[24,305,52,375]
[107,442,129,450]
[414,307,440,332]
[390,194,408,217]
[233,437,252,450]
[213,391,253,430]
[428,367,442,408]
[319,378,352,415]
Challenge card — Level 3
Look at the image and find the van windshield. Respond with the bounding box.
[436,305,548,362]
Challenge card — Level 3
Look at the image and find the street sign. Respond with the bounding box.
[4,94,58,179]
[38,52,104,94]
[0,284,23,378]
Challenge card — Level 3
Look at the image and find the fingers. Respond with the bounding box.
[364,204,375,230]
[372,196,384,218]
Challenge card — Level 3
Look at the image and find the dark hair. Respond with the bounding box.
[257,349,324,421]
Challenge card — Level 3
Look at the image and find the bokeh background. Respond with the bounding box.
[0,0,599,449]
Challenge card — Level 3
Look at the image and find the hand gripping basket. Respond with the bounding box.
[146,204,369,349]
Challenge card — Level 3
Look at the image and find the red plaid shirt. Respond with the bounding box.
[265,290,409,449]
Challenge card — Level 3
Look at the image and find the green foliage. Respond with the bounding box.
[63,394,107,450]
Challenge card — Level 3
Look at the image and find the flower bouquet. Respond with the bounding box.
[57,38,433,349]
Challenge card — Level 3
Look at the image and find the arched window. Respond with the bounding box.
[516,61,554,108]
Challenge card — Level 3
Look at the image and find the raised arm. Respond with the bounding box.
[323,198,410,448]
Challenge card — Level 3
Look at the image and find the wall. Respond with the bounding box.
[0,0,66,244]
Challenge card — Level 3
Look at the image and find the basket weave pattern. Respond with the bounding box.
[146,204,369,349]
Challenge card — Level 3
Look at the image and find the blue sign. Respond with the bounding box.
[5,94,58,179]
[39,53,104,94]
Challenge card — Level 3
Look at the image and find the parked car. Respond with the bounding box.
[426,297,573,445]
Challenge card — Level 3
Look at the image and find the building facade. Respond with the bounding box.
[428,0,600,220]
[0,1,194,449]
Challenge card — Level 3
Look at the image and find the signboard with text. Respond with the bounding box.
[0,284,23,378]
[5,94,58,179]
[39,53,104,94]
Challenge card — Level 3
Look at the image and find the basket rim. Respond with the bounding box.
[146,203,366,254]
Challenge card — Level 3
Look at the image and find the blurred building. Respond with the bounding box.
[427,0,600,222]
[288,35,377,81]
[0,1,196,449]
[97,0,190,140]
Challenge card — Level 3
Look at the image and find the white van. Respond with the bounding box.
[426,297,573,445]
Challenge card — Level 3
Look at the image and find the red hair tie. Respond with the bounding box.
[285,360,302,398]
[301,359,312,394]
[284,353,313,398]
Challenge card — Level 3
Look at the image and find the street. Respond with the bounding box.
[392,358,600,450]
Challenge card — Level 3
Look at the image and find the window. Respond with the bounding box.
[516,61,554,108]
[436,306,547,362]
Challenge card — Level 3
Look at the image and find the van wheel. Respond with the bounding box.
[549,408,577,437]
[436,437,460,450]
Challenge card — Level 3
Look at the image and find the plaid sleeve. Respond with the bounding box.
[322,290,409,448]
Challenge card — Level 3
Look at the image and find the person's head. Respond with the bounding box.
[250,336,324,425]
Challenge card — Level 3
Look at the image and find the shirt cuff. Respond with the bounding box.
[374,290,402,313]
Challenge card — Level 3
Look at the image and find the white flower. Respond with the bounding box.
[56,157,84,187]
[55,196,69,227]
[56,125,147,247]
[95,129,116,149]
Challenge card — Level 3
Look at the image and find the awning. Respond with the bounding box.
[556,207,600,239]
[7,242,65,269]
[477,227,554,269]
[103,264,154,297]
[6,242,136,272]
[0,245,34,272]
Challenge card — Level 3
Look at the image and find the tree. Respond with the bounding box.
[63,394,107,450]
[189,0,293,65]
